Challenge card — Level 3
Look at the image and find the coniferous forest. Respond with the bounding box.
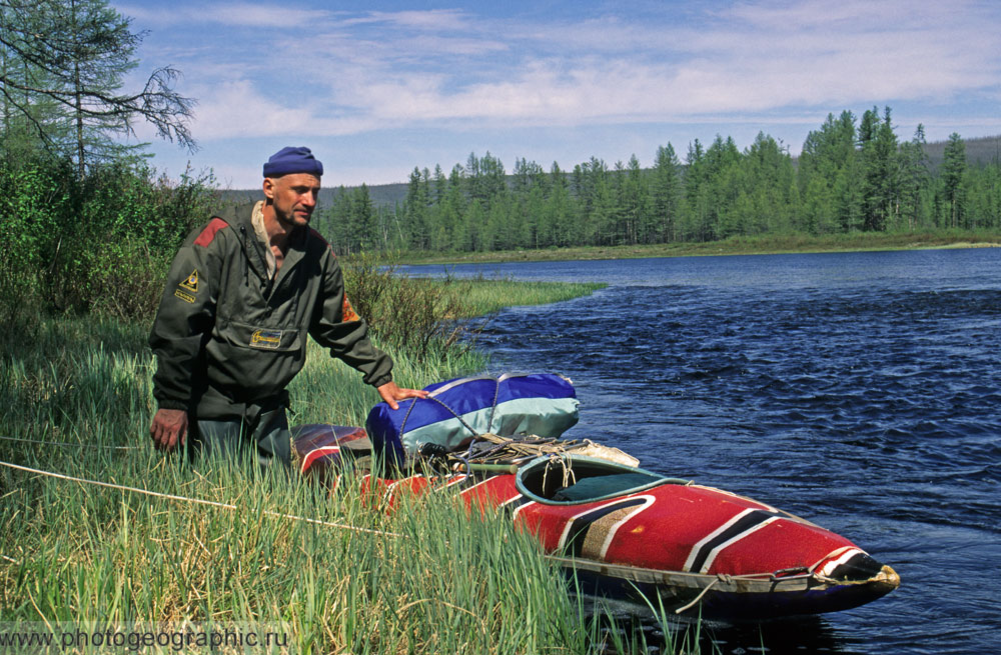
[318,108,1001,255]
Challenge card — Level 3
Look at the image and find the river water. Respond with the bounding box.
[401,248,1001,655]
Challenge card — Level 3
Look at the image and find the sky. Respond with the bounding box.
[112,0,1001,190]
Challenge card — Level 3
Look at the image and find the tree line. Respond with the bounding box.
[317,108,1001,255]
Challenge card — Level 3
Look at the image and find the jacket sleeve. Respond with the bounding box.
[309,251,394,388]
[148,220,226,410]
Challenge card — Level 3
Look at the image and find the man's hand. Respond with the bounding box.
[377,381,429,410]
[150,408,189,452]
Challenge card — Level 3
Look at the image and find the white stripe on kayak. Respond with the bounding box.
[820,547,865,577]
[683,508,755,573]
[697,516,781,574]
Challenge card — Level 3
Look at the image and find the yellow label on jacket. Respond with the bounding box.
[250,329,282,349]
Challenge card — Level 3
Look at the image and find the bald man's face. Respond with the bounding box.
[263,173,321,229]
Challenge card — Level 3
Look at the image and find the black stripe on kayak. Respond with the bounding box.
[828,552,883,582]
[688,509,777,574]
[566,499,647,558]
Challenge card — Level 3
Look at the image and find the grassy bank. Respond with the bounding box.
[0,278,698,654]
[395,229,1001,265]
[453,278,607,317]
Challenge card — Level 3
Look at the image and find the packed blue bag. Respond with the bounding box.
[366,373,579,463]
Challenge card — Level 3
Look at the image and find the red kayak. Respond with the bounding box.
[294,425,900,621]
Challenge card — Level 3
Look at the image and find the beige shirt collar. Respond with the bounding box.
[251,201,276,280]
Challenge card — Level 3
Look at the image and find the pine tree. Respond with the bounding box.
[941,133,966,228]
[798,111,861,233]
[404,167,430,250]
[351,184,377,252]
[0,4,69,163]
[650,143,682,243]
[857,107,898,231]
[620,154,647,244]
[445,164,468,251]
[0,0,195,177]
[683,139,708,241]
[964,164,1001,230]
[701,135,741,239]
[542,162,571,247]
[741,133,796,234]
[898,124,930,230]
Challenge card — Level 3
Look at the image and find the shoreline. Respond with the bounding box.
[388,232,1001,266]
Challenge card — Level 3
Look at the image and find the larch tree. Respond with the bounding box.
[0,0,195,177]
[650,143,682,243]
[898,124,930,230]
[941,133,966,228]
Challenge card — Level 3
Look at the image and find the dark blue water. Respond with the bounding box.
[402,249,1001,655]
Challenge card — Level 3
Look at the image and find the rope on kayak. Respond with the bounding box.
[674,567,828,614]
[674,575,726,614]
[0,460,404,539]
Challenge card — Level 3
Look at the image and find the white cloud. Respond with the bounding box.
[133,0,999,143]
[118,2,329,27]
[191,80,316,138]
[725,0,956,31]
[361,9,471,31]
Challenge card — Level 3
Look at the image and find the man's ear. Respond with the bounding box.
[262,177,275,200]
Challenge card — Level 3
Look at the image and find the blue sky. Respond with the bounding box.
[113,0,1001,190]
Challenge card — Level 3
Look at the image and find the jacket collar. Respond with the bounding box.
[215,202,312,289]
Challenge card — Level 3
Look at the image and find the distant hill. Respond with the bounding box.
[219,182,409,211]
[220,134,1001,210]
[922,134,1001,170]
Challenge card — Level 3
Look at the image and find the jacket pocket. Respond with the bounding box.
[218,319,302,352]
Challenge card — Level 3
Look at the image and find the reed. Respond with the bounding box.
[0,279,698,654]
[340,255,606,366]
[449,278,607,318]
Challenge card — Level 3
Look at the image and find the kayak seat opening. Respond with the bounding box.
[552,473,659,502]
[520,458,664,502]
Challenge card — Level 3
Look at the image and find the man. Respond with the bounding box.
[148,146,426,466]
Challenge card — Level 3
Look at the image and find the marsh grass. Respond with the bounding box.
[0,278,708,654]
[450,278,607,318]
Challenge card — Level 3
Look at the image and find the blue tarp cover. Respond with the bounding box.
[366,373,579,462]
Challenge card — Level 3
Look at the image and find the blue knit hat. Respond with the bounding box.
[263,146,324,178]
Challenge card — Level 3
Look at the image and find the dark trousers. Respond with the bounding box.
[187,405,292,469]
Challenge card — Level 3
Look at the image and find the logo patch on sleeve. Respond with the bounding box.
[250,329,283,349]
[179,269,199,293]
[342,298,360,323]
[174,289,196,304]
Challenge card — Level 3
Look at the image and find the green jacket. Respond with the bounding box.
[149,204,393,419]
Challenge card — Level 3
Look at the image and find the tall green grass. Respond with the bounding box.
[0,278,706,654]
[2,443,594,653]
[452,278,607,318]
